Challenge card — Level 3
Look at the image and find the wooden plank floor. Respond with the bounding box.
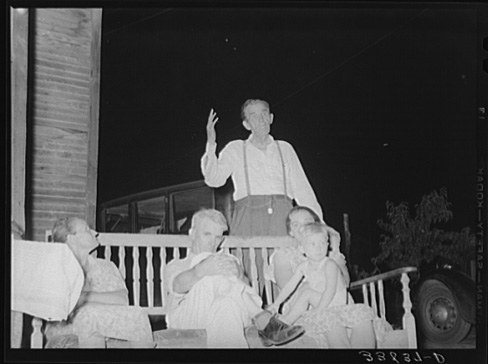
[152,326,319,349]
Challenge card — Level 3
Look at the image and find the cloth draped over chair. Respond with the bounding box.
[12,240,84,321]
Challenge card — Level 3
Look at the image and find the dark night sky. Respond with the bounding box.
[96,5,480,256]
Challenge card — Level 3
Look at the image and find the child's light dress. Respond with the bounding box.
[295,257,379,346]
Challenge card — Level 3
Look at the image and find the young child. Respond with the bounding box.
[268,222,350,324]
[267,222,376,348]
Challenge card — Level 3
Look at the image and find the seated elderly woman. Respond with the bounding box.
[45,217,155,348]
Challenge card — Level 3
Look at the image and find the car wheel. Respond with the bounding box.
[416,279,471,345]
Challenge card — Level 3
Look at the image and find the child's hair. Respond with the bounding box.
[300,222,333,257]
[300,222,329,239]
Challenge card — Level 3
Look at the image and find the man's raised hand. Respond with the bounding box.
[206,108,219,145]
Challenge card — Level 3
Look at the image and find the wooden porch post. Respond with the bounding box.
[10,6,29,348]
[86,8,103,227]
[10,7,29,236]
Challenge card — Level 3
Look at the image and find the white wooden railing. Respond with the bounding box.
[349,266,418,348]
[96,233,297,313]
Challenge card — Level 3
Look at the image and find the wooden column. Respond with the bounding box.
[10,7,29,234]
[86,8,102,227]
[343,213,351,261]
[10,7,29,348]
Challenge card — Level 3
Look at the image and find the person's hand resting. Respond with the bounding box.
[194,253,240,278]
[266,303,280,314]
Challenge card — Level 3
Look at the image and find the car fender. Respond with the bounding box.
[415,268,475,324]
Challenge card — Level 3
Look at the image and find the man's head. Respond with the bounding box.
[189,209,228,254]
[52,217,99,255]
[241,99,274,138]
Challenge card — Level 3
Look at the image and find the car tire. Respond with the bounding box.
[416,279,471,345]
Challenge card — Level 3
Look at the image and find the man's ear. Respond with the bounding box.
[269,113,274,124]
[188,227,195,239]
[242,120,251,131]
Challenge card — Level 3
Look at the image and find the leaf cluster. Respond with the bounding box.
[371,188,475,272]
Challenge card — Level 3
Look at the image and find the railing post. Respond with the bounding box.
[261,247,273,304]
[133,247,140,306]
[11,310,23,348]
[362,284,369,306]
[378,279,386,319]
[401,272,417,349]
[161,248,168,307]
[118,246,126,279]
[147,247,154,308]
[369,282,378,316]
[31,317,43,348]
[249,248,259,294]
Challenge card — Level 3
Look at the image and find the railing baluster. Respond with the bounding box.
[236,247,243,266]
[369,282,378,316]
[378,279,386,319]
[161,247,167,308]
[102,245,108,260]
[147,247,154,308]
[133,247,140,307]
[249,248,259,294]
[173,247,180,260]
[106,245,112,262]
[118,246,126,280]
[31,317,43,348]
[261,247,273,304]
[362,284,369,307]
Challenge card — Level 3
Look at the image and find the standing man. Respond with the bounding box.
[201,99,324,293]
[165,209,305,348]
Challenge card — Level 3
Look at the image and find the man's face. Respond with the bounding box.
[70,218,99,253]
[191,218,226,254]
[243,102,273,138]
[301,232,328,262]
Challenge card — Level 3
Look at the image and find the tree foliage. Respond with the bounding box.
[371,188,475,272]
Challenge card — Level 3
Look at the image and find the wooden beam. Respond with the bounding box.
[10,7,29,234]
[85,9,102,227]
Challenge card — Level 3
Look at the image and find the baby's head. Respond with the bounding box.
[299,222,330,261]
